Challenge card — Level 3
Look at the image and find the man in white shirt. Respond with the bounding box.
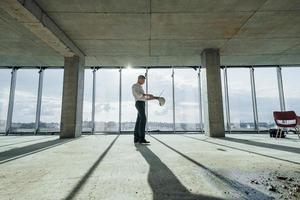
[132,75,154,144]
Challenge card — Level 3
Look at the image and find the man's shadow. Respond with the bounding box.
[135,144,223,200]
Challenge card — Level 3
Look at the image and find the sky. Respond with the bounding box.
[225,67,300,124]
[1,67,300,131]
[82,68,200,125]
[0,69,63,125]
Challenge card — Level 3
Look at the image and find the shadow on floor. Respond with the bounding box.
[150,135,274,200]
[65,135,119,200]
[136,144,224,200]
[182,135,300,165]
[222,137,300,154]
[0,137,78,164]
[0,137,52,148]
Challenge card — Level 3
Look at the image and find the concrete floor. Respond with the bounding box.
[0,134,299,200]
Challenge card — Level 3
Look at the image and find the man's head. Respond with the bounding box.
[137,75,146,85]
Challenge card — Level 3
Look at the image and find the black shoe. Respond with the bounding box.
[140,139,150,144]
[134,139,139,143]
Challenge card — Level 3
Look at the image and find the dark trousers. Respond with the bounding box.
[134,101,146,141]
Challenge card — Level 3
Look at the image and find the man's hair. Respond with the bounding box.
[138,75,146,80]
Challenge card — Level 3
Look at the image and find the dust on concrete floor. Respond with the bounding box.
[0,134,299,200]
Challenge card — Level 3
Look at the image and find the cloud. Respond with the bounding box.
[2,90,63,123]
[2,67,299,127]
[96,103,115,113]
[177,102,199,106]
[154,107,170,116]
[174,73,198,89]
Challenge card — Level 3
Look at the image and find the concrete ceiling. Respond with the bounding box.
[0,7,63,66]
[1,0,300,67]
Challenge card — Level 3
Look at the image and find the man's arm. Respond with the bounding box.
[143,94,155,100]
[132,84,156,101]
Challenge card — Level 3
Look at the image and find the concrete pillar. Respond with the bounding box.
[201,49,225,137]
[60,56,85,138]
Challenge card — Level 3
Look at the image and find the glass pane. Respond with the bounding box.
[121,68,146,131]
[82,69,93,132]
[254,68,279,130]
[148,68,173,131]
[0,69,11,132]
[282,67,300,114]
[12,69,39,132]
[95,69,119,132]
[174,68,200,131]
[40,69,63,132]
[227,68,254,130]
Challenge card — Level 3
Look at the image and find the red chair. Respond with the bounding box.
[273,111,300,139]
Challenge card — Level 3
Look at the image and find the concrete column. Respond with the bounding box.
[60,56,85,138]
[201,49,225,137]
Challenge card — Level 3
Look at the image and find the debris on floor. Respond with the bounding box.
[267,185,276,192]
[249,172,300,200]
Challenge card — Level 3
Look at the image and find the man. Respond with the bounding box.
[132,75,154,144]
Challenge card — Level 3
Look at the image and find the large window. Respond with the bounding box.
[11,69,39,132]
[174,68,200,131]
[95,69,120,132]
[227,68,254,130]
[148,68,173,131]
[82,69,93,132]
[0,69,11,132]
[254,68,279,130]
[40,69,63,132]
[2,66,300,134]
[282,67,300,114]
[121,68,146,131]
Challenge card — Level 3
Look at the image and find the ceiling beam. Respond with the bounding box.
[0,0,85,58]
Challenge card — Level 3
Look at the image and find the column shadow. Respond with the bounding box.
[65,135,119,200]
[136,144,224,200]
[182,135,300,165]
[0,137,52,148]
[222,137,300,154]
[149,136,274,200]
[0,138,78,164]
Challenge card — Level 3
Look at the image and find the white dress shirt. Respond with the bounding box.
[132,83,146,101]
